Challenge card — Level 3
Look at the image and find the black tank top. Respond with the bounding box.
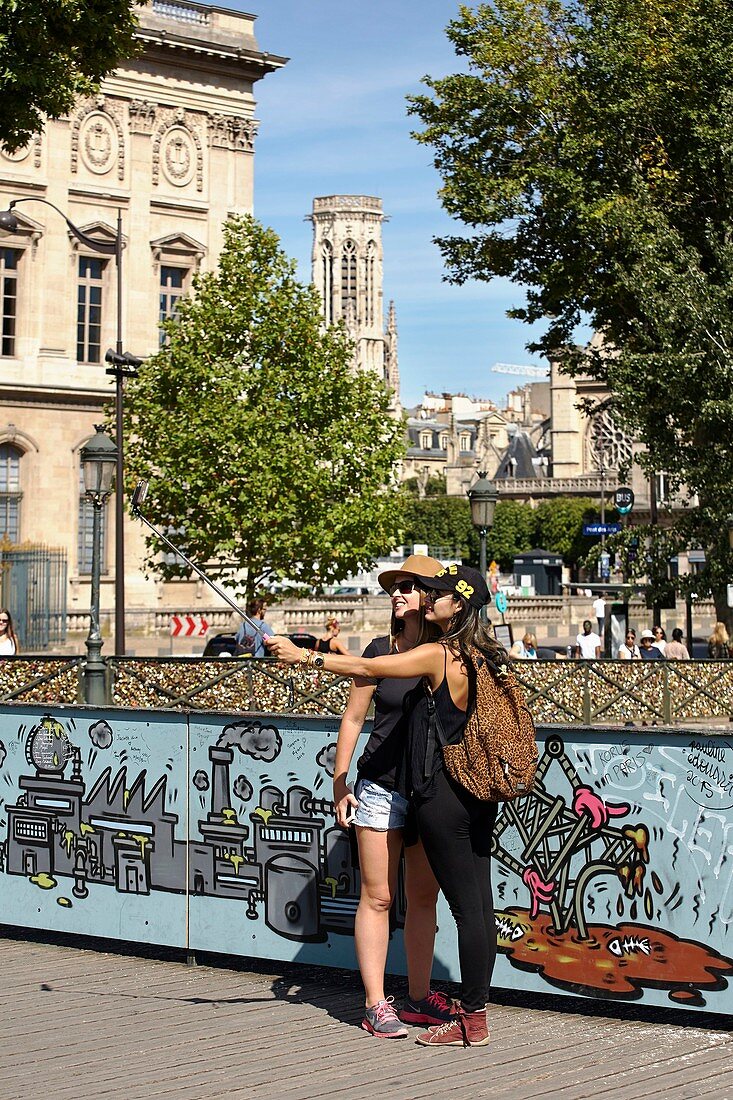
[405,646,466,801]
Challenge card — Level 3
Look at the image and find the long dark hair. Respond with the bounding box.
[440,601,508,676]
[0,608,18,653]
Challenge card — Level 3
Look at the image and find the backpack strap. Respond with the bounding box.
[423,678,449,780]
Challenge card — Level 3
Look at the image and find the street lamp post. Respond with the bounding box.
[0,197,136,656]
[467,471,498,622]
[80,426,117,705]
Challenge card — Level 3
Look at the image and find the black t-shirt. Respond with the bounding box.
[355,635,420,792]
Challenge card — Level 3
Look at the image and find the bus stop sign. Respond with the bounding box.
[614,487,634,515]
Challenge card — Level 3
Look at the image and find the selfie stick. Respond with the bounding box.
[130,479,269,641]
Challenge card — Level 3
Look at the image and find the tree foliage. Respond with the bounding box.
[122,216,405,600]
[398,493,480,563]
[535,498,614,574]
[485,500,537,571]
[410,0,733,622]
[0,0,140,152]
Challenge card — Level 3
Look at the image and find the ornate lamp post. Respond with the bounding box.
[80,426,117,705]
[467,471,498,622]
[0,196,136,656]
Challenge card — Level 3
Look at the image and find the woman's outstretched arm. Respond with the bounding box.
[266,635,445,683]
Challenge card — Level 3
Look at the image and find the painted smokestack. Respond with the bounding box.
[209,746,234,819]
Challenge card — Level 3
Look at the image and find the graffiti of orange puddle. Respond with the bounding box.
[495,908,733,1006]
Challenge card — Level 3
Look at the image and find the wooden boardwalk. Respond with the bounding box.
[1,931,732,1100]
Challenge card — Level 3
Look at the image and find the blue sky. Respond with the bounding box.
[232,0,548,407]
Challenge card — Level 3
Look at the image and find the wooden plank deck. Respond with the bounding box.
[1,931,732,1100]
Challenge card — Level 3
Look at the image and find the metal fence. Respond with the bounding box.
[0,546,67,650]
[0,656,731,723]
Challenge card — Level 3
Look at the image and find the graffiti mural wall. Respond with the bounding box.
[0,706,187,947]
[1,705,732,1013]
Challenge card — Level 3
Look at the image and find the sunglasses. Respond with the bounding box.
[0,618,9,623]
[389,580,418,596]
[421,587,451,601]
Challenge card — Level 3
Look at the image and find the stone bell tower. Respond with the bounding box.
[309,195,400,411]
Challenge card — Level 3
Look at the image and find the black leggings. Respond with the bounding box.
[415,766,497,1013]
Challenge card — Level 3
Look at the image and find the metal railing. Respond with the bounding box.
[0,657,82,704]
[0,656,731,722]
[107,658,352,715]
[512,659,733,725]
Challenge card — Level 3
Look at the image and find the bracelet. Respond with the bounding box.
[299,648,310,666]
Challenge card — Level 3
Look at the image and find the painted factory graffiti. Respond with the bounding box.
[0,713,386,944]
[1,707,732,1013]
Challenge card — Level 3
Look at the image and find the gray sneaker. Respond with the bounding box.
[361,996,409,1039]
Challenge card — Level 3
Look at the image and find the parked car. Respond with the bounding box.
[201,631,317,657]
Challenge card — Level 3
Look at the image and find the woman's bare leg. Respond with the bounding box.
[404,839,440,1002]
[354,826,403,1007]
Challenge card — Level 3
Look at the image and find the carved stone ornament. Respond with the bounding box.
[72,96,124,180]
[128,99,157,135]
[80,113,118,175]
[208,113,258,152]
[152,111,203,192]
[1,143,30,163]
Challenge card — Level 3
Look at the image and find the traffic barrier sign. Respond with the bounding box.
[170,614,209,637]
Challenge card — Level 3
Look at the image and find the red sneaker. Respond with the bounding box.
[416,1009,490,1047]
[400,989,456,1026]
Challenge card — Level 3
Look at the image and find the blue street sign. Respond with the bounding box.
[495,590,508,614]
[583,523,622,536]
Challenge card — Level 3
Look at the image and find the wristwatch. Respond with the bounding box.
[312,653,325,669]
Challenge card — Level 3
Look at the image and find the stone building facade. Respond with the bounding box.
[309,195,400,411]
[0,1,285,647]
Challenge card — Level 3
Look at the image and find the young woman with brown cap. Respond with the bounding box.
[331,554,454,1039]
[267,563,503,1048]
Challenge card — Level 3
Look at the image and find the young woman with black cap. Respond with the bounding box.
[267,563,504,1048]
[331,554,454,1039]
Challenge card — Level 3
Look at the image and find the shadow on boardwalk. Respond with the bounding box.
[2,926,732,1100]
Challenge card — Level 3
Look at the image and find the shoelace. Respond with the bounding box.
[426,990,453,1010]
[428,1014,469,1045]
[372,997,398,1023]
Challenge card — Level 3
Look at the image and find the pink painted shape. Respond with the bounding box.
[522,866,556,920]
[573,785,630,829]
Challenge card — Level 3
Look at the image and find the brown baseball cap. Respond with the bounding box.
[378,554,443,593]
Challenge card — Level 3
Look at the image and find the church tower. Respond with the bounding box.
[309,195,400,411]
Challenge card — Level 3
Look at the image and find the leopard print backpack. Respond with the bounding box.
[441,646,538,802]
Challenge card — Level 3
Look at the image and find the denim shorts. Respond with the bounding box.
[353,777,410,831]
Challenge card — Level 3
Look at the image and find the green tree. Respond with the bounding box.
[409,0,733,626]
[0,0,140,152]
[398,494,480,563]
[485,500,537,571]
[535,498,612,577]
[122,215,405,600]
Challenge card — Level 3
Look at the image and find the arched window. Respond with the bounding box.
[322,241,333,325]
[341,239,357,319]
[78,461,107,575]
[585,410,633,472]
[0,443,22,542]
[364,240,376,326]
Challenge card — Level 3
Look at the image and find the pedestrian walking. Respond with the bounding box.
[618,629,641,659]
[575,620,601,659]
[267,564,505,1048]
[664,628,690,660]
[317,616,349,656]
[639,629,664,659]
[0,609,18,655]
[330,554,455,1040]
[708,623,730,659]
[592,594,606,637]
[235,598,273,657]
